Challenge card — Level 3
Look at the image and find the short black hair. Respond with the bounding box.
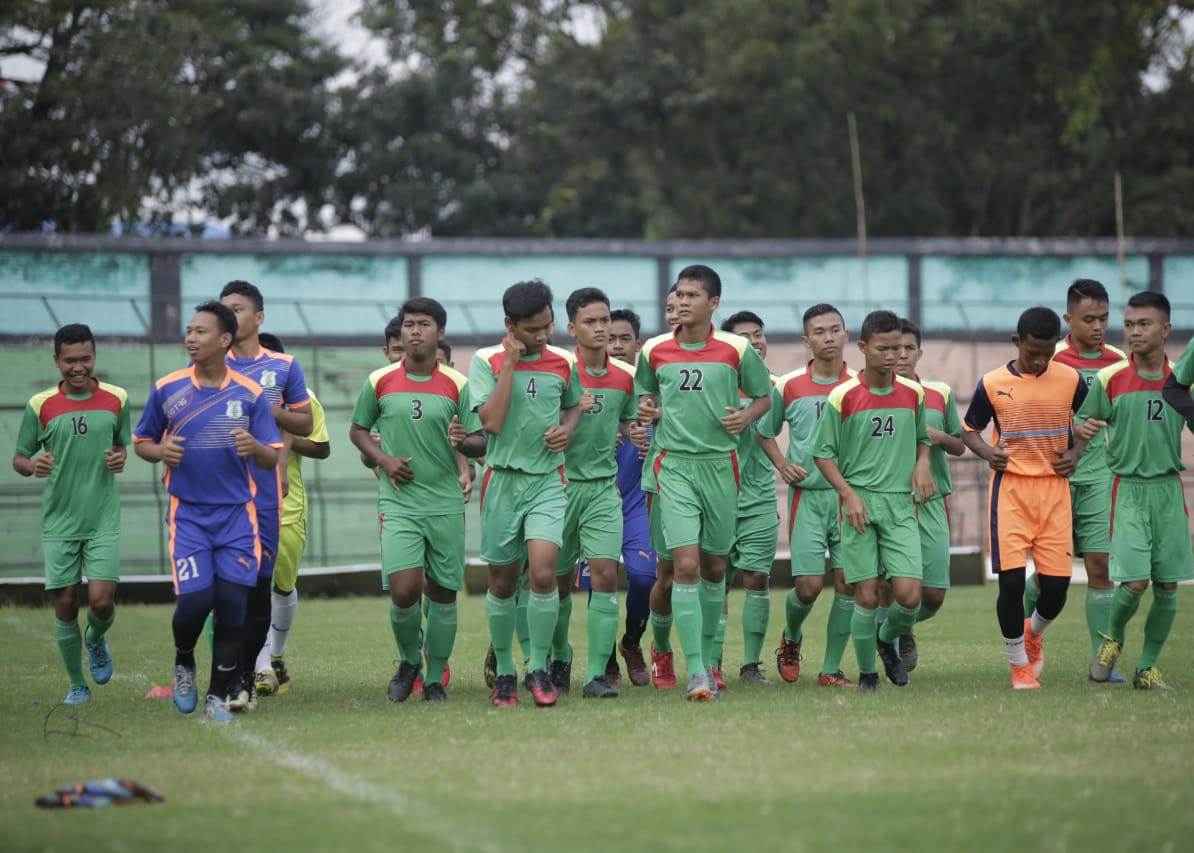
[802,303,844,333]
[667,283,678,296]
[1127,290,1171,320]
[566,287,610,322]
[398,297,447,331]
[437,340,453,362]
[258,332,284,353]
[194,300,238,341]
[1016,306,1062,341]
[900,318,922,348]
[610,308,642,338]
[722,311,765,333]
[53,323,95,356]
[220,280,264,312]
[675,264,722,299]
[503,280,554,323]
[384,316,402,345]
[860,310,902,341]
[1067,279,1109,310]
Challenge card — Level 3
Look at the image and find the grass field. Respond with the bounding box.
[3,586,1193,852]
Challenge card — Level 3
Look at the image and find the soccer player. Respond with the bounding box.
[252,333,331,697]
[759,304,857,688]
[351,298,485,702]
[1049,279,1127,681]
[133,301,282,721]
[811,310,935,693]
[961,307,1085,690]
[1081,292,1189,689]
[470,281,583,707]
[13,324,130,705]
[219,281,313,710]
[637,265,772,701]
[550,288,642,698]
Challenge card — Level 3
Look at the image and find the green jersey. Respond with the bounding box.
[352,362,476,516]
[735,377,785,516]
[565,352,637,482]
[919,378,963,498]
[762,362,855,491]
[469,344,583,474]
[1076,355,1187,479]
[1053,336,1126,485]
[1173,339,1194,386]
[811,373,930,493]
[635,326,772,455]
[16,379,130,540]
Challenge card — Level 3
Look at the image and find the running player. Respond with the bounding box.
[1082,292,1189,689]
[811,310,935,693]
[471,281,583,707]
[133,301,282,721]
[962,306,1085,690]
[13,324,130,705]
[1048,279,1127,681]
[252,333,331,697]
[637,265,773,701]
[758,304,857,687]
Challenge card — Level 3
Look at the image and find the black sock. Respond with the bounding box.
[175,647,196,668]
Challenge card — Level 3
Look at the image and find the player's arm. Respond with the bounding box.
[1069,373,1111,460]
[961,378,1009,470]
[912,397,936,502]
[273,404,313,436]
[722,394,771,435]
[928,392,965,456]
[274,359,314,435]
[723,345,773,434]
[349,378,413,485]
[291,434,330,460]
[1161,373,1194,427]
[131,385,187,467]
[13,403,52,477]
[451,385,489,460]
[475,337,524,434]
[239,390,282,470]
[810,402,867,532]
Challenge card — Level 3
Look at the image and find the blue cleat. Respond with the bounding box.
[173,664,198,714]
[203,694,235,722]
[1107,666,1128,685]
[64,684,91,705]
[86,637,113,685]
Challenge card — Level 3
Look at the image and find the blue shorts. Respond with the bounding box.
[168,498,260,596]
[256,503,280,579]
[574,508,656,590]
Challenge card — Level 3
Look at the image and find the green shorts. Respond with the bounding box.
[842,489,922,585]
[918,497,951,590]
[43,531,120,591]
[479,468,566,566]
[647,492,672,561]
[556,477,623,575]
[1109,475,1194,584]
[1071,478,1112,555]
[654,451,739,556]
[730,511,779,574]
[788,488,843,576]
[381,510,465,592]
[273,519,308,594]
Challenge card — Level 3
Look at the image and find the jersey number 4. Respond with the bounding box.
[870,415,896,437]
[678,368,704,392]
[526,377,538,399]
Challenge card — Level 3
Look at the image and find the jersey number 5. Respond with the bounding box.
[678,368,704,392]
[870,415,895,438]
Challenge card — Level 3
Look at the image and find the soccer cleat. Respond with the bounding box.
[86,637,113,685]
[422,682,448,702]
[582,677,619,699]
[411,675,424,697]
[228,674,256,713]
[605,653,623,689]
[856,672,880,693]
[876,628,908,686]
[527,669,558,707]
[64,684,91,705]
[1106,666,1128,685]
[1011,663,1040,689]
[817,671,855,687]
[705,666,722,698]
[387,661,422,703]
[619,638,649,686]
[685,671,715,702]
[739,663,771,685]
[173,664,198,714]
[1089,634,1122,683]
[483,644,497,690]
[203,694,235,722]
[490,674,518,708]
[271,657,292,694]
[1023,618,1044,677]
[775,636,802,683]
[255,667,280,696]
[1133,667,1172,690]
[650,646,677,689]
[442,662,452,688]
[549,651,572,695]
[899,631,918,672]
[710,665,727,692]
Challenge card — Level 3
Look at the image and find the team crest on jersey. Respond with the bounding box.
[260,370,277,389]
[225,400,244,419]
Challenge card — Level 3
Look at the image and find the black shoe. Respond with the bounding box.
[899,631,919,672]
[422,682,448,702]
[582,677,619,698]
[491,674,518,707]
[549,655,572,695]
[738,663,771,685]
[387,660,421,703]
[857,672,881,693]
[876,627,908,686]
[483,644,497,690]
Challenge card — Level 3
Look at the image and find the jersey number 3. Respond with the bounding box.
[411,399,424,420]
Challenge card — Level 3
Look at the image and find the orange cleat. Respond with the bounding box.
[490,674,518,707]
[1011,663,1040,690]
[775,636,802,683]
[710,666,727,692]
[816,670,854,687]
[651,646,677,689]
[1023,618,1044,678]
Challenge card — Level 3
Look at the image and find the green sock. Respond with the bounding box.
[1023,573,1041,616]
[1138,587,1177,670]
[742,590,770,665]
[875,605,889,629]
[650,609,673,653]
[527,590,559,672]
[84,607,115,645]
[515,586,531,663]
[822,594,854,674]
[551,591,573,662]
[878,603,919,644]
[671,582,704,677]
[698,578,726,667]
[53,617,85,689]
[424,600,457,685]
[1085,588,1114,656]
[784,589,814,643]
[851,604,878,674]
[915,602,940,623]
[711,613,728,667]
[389,601,422,665]
[486,592,517,677]
[586,592,620,682]
[1108,584,1143,645]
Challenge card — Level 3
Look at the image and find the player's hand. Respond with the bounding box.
[1075,419,1107,442]
[579,392,595,414]
[448,415,467,448]
[544,424,572,453]
[230,428,259,458]
[501,335,526,366]
[105,446,126,474]
[637,397,661,424]
[161,434,186,468]
[32,452,55,478]
[926,427,947,446]
[628,421,650,452]
[988,440,1010,472]
[842,490,868,534]
[459,470,473,503]
[779,462,807,485]
[912,459,936,503]
[1051,448,1077,478]
[380,455,414,487]
[720,406,750,436]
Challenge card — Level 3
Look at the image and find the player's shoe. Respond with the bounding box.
[387,661,422,703]
[582,677,619,699]
[1133,667,1172,690]
[173,664,198,714]
[705,666,722,698]
[64,684,91,705]
[271,657,292,693]
[1023,618,1044,677]
[619,638,649,686]
[1089,634,1122,683]
[85,637,113,685]
[490,674,518,708]
[856,672,880,693]
[739,663,770,685]
[1011,663,1040,690]
[604,652,623,689]
[411,675,424,696]
[775,636,802,683]
[549,649,572,695]
[685,671,715,702]
[817,671,855,687]
[527,669,559,707]
[710,665,727,692]
[899,631,918,672]
[203,694,235,723]
[442,662,452,688]
[876,628,908,686]
[650,646,677,689]
[228,673,256,713]
[422,682,448,702]
[483,644,497,690]
[1105,667,1128,684]
[255,667,279,696]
